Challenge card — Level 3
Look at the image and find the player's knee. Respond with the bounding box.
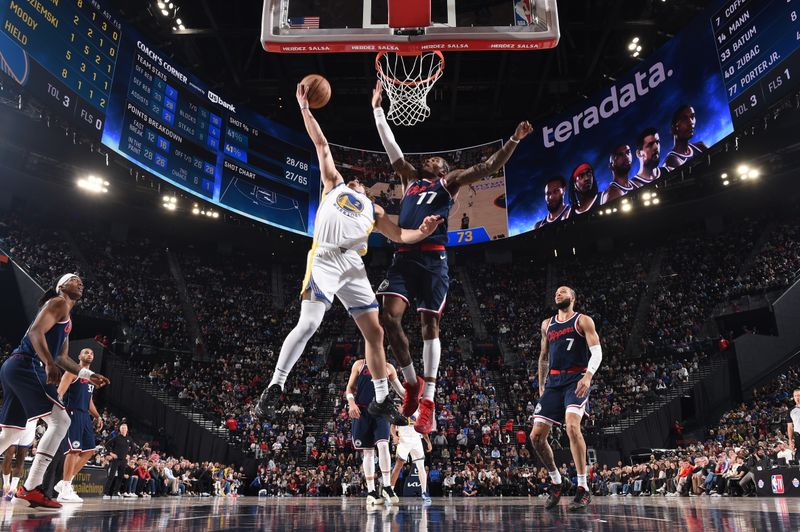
[530,430,546,448]
[420,315,439,339]
[379,310,402,334]
[565,422,582,439]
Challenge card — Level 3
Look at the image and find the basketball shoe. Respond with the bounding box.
[401,376,424,416]
[414,399,435,435]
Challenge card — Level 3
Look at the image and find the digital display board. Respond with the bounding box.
[713,0,800,125]
[0,0,320,236]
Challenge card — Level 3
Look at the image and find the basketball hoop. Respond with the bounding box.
[376,50,445,127]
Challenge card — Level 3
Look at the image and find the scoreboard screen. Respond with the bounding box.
[0,0,319,236]
[713,0,800,125]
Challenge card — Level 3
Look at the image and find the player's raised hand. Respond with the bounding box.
[348,403,361,419]
[371,80,383,109]
[296,83,309,109]
[90,373,111,388]
[514,121,534,141]
[418,215,444,235]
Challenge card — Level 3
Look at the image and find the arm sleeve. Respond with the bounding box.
[373,108,404,164]
[587,344,602,374]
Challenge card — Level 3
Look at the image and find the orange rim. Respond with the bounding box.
[375,50,445,87]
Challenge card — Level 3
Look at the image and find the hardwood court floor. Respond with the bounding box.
[2,495,799,531]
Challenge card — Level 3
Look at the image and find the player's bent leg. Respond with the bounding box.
[16,406,69,509]
[379,296,412,369]
[362,449,381,505]
[390,457,406,488]
[410,448,430,501]
[564,410,591,511]
[531,417,570,510]
[415,313,440,433]
[377,440,398,504]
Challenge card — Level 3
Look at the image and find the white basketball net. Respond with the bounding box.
[376,51,445,127]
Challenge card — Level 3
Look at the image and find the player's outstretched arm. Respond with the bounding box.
[444,121,534,194]
[373,204,443,244]
[298,83,343,190]
[372,80,417,187]
[538,319,549,395]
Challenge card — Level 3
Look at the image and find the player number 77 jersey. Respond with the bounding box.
[399,178,454,246]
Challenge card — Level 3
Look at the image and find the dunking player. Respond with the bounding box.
[531,286,602,511]
[371,80,533,431]
[254,84,442,424]
[390,405,434,504]
[345,357,404,506]
[54,347,104,503]
[1,420,37,501]
[0,274,109,508]
[663,105,707,172]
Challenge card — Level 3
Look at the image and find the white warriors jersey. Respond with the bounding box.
[313,182,375,255]
[399,408,437,441]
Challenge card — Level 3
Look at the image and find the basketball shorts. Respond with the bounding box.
[301,244,378,315]
[351,410,390,450]
[396,433,425,462]
[64,410,96,454]
[3,419,38,448]
[0,353,65,429]
[377,251,449,314]
[534,379,591,426]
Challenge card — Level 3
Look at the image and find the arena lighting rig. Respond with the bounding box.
[77,175,109,194]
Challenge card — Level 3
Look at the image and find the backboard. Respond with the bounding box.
[261,0,560,54]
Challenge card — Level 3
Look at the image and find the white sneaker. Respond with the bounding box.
[102,495,111,500]
[54,480,66,494]
[57,489,84,503]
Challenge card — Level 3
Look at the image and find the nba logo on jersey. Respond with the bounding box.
[771,475,785,494]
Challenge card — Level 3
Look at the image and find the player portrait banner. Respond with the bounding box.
[505,1,735,236]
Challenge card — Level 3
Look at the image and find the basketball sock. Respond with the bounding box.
[2,473,9,487]
[372,378,389,403]
[10,477,19,491]
[400,364,417,384]
[548,470,562,485]
[363,450,376,492]
[377,441,391,488]
[422,339,441,401]
[577,474,588,489]
[414,459,428,493]
[25,406,69,491]
[270,300,326,389]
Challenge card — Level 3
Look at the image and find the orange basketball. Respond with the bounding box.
[301,74,332,109]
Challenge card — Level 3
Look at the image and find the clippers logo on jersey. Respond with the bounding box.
[335,192,365,218]
[548,325,576,342]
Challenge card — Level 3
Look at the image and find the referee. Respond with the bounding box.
[786,389,800,463]
[103,423,134,499]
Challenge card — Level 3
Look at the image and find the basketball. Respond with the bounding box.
[300,74,331,109]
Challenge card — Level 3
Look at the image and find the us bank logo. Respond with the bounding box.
[0,32,29,86]
[335,193,365,218]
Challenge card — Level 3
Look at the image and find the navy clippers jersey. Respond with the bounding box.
[399,178,453,246]
[64,375,94,412]
[14,318,71,361]
[546,313,589,385]
[354,362,376,407]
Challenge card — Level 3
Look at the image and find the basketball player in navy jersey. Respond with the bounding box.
[0,274,109,508]
[632,127,662,187]
[531,286,602,511]
[601,144,639,205]
[534,176,571,230]
[568,163,599,215]
[345,357,405,506]
[372,81,533,433]
[663,105,707,172]
[54,347,103,503]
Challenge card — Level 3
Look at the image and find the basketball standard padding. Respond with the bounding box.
[388,0,431,28]
[300,74,331,109]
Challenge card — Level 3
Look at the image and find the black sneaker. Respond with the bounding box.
[253,385,282,419]
[367,399,409,426]
[544,478,571,510]
[366,490,383,506]
[568,486,591,511]
[382,486,399,504]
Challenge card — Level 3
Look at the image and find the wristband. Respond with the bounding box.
[78,368,95,380]
[346,393,355,401]
[373,107,385,118]
[300,105,309,110]
[509,136,520,144]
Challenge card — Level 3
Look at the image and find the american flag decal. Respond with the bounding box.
[288,16,320,29]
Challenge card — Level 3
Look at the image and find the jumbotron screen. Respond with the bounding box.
[0,0,798,241]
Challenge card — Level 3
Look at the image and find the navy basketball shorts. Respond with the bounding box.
[351,410,390,450]
[377,251,449,314]
[0,353,65,429]
[64,410,96,454]
[534,380,591,426]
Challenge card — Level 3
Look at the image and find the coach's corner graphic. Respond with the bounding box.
[335,192,365,218]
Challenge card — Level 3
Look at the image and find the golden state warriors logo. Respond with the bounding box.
[335,192,365,219]
[0,32,29,86]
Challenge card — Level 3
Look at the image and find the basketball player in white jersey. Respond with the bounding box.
[254,84,443,423]
[663,105,707,172]
[390,406,434,504]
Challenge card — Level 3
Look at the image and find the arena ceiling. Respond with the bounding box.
[111,0,710,147]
